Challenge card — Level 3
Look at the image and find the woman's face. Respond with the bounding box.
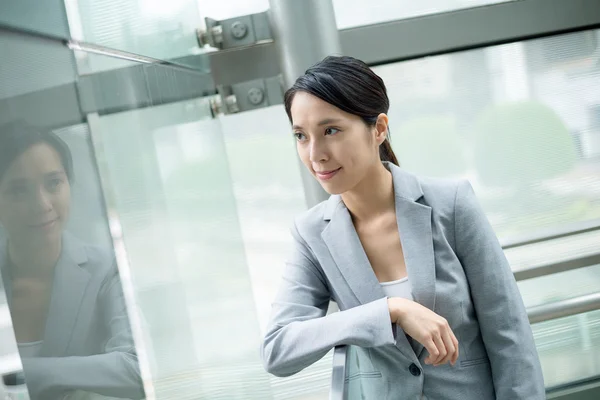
[0,142,71,245]
[290,91,387,195]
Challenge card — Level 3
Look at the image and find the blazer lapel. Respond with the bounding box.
[41,233,91,356]
[321,195,384,306]
[390,164,437,358]
[321,194,419,363]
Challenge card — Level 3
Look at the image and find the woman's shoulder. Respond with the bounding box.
[291,199,331,241]
[418,174,464,203]
[395,167,470,215]
[63,233,117,279]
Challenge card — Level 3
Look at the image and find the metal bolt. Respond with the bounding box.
[247,87,264,105]
[231,21,249,40]
[211,25,224,45]
[196,25,224,48]
[196,28,209,47]
[225,95,239,113]
[209,97,222,116]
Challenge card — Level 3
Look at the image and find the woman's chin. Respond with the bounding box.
[30,224,62,242]
[319,181,347,196]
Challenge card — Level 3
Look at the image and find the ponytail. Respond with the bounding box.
[379,133,399,166]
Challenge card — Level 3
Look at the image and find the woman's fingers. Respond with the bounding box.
[450,330,460,365]
[431,332,447,365]
[390,297,460,366]
[423,339,439,365]
[435,328,456,366]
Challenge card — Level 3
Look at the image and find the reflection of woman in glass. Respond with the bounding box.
[261,57,545,399]
[0,123,144,399]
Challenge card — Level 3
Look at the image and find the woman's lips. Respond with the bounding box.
[315,168,341,180]
[29,219,57,229]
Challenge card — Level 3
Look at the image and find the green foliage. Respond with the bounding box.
[473,101,577,187]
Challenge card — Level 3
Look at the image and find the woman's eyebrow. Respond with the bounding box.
[317,118,342,126]
[44,171,66,179]
[292,118,343,130]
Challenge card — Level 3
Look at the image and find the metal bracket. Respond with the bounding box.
[210,75,284,115]
[197,12,273,50]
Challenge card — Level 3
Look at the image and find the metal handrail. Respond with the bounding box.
[329,345,349,400]
[528,292,600,324]
[513,251,600,281]
[500,219,600,250]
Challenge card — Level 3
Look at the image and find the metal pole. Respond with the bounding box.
[268,0,342,208]
[527,292,600,324]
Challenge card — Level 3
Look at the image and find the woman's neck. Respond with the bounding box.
[341,162,395,223]
[8,236,61,279]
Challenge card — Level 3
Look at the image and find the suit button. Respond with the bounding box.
[409,363,421,376]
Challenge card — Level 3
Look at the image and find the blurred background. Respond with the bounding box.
[0,0,599,398]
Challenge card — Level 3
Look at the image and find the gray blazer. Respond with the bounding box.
[262,163,545,400]
[0,233,144,400]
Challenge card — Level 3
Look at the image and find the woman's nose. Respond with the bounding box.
[309,140,328,163]
[29,188,53,213]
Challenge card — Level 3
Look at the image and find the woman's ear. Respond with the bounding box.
[374,113,389,145]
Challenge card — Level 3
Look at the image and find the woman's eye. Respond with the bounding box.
[294,132,306,141]
[325,127,340,135]
[46,178,63,192]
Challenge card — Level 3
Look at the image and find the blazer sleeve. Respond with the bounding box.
[261,220,396,377]
[21,266,145,400]
[454,180,545,399]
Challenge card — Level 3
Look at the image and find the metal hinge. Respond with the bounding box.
[197,12,272,50]
[209,76,284,115]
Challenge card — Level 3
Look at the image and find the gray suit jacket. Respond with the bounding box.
[262,163,545,400]
[0,233,144,400]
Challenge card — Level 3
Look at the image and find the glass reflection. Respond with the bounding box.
[0,121,144,399]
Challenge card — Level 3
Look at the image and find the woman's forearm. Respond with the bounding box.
[21,352,145,399]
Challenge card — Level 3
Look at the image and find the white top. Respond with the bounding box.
[380,276,413,300]
[17,341,43,358]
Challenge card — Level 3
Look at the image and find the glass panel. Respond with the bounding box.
[374,29,600,242]
[0,291,22,399]
[197,0,269,20]
[333,0,513,29]
[0,29,76,103]
[0,0,71,38]
[0,28,144,399]
[1,0,211,73]
[65,0,208,72]
[1,19,327,399]
[185,0,514,31]
[533,310,600,388]
[86,46,278,398]
[220,106,332,399]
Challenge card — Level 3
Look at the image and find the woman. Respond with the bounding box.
[261,56,545,399]
[0,122,144,399]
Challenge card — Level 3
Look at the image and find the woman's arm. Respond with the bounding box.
[261,221,397,377]
[454,180,545,399]
[22,267,145,400]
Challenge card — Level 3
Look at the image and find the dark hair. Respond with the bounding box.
[0,121,74,183]
[284,55,399,166]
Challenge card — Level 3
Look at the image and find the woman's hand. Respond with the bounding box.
[388,297,459,366]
